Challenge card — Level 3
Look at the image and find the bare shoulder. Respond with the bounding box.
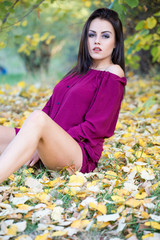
[107,64,125,78]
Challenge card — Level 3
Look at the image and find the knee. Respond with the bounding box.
[25,110,47,130]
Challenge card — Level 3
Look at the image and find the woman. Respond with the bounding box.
[0,8,127,183]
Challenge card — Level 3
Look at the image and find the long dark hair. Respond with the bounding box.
[66,8,125,76]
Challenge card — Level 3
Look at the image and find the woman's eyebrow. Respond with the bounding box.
[89,30,112,34]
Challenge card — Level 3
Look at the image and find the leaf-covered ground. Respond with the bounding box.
[0,76,160,240]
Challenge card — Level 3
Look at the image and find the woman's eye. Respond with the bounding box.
[88,33,95,38]
[102,34,110,39]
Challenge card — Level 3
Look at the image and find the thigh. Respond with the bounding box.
[0,126,15,153]
[37,113,83,172]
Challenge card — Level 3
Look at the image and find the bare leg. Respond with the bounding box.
[0,126,15,154]
[0,110,83,183]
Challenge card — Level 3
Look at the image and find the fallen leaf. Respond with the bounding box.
[97,213,120,222]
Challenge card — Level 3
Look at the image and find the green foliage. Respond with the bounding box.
[125,11,160,69]
[0,0,46,48]
[0,0,159,74]
[109,0,139,23]
[125,0,139,8]
[131,96,156,115]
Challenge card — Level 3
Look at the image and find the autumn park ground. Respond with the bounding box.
[0,74,159,240]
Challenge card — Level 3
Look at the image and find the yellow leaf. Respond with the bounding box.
[114,151,125,158]
[23,167,34,174]
[3,121,14,127]
[18,43,27,53]
[103,151,111,158]
[105,171,117,180]
[51,231,67,237]
[113,188,130,196]
[28,85,38,93]
[8,174,16,181]
[17,204,31,210]
[46,177,65,187]
[24,49,30,56]
[7,225,17,236]
[33,33,40,39]
[77,192,87,198]
[89,202,97,210]
[144,221,151,226]
[0,41,5,48]
[152,181,160,190]
[145,16,157,29]
[122,133,131,138]
[14,193,26,197]
[141,211,149,219]
[0,117,7,124]
[30,39,39,47]
[125,199,142,208]
[135,192,148,200]
[64,187,79,196]
[14,22,20,27]
[87,180,99,191]
[145,221,160,230]
[41,175,49,182]
[35,233,50,240]
[80,208,88,219]
[47,203,56,210]
[36,192,50,203]
[135,151,148,158]
[138,138,145,146]
[68,174,86,187]
[46,35,55,44]
[89,202,107,214]
[19,187,28,192]
[22,20,27,27]
[142,233,154,239]
[40,32,49,41]
[97,204,107,214]
[116,121,123,129]
[117,205,125,213]
[71,219,90,229]
[83,0,91,7]
[18,81,26,88]
[111,195,125,203]
[96,221,110,229]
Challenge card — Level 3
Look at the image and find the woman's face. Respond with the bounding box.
[87,18,116,67]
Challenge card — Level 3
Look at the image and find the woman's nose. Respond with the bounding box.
[95,36,100,44]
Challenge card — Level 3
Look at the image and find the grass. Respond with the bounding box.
[0,73,26,85]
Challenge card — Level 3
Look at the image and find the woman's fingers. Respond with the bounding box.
[25,150,39,166]
[29,155,39,166]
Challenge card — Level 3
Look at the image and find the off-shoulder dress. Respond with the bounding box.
[15,69,127,173]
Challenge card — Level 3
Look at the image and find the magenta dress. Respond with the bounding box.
[15,69,127,173]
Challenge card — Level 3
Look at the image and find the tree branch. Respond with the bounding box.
[1,0,46,29]
[17,0,46,22]
[2,0,20,24]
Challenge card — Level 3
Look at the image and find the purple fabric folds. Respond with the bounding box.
[15,69,127,172]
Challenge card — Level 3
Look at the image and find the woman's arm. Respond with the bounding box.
[67,74,126,143]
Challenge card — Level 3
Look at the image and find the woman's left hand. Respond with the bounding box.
[25,150,39,167]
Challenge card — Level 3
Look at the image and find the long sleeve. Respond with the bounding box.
[42,95,52,115]
[67,73,126,146]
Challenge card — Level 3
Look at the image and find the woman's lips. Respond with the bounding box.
[92,47,102,52]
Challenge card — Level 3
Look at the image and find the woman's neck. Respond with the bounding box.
[91,60,113,71]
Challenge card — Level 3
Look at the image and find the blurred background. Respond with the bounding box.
[0,0,159,85]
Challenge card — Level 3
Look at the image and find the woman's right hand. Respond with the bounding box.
[25,150,39,167]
